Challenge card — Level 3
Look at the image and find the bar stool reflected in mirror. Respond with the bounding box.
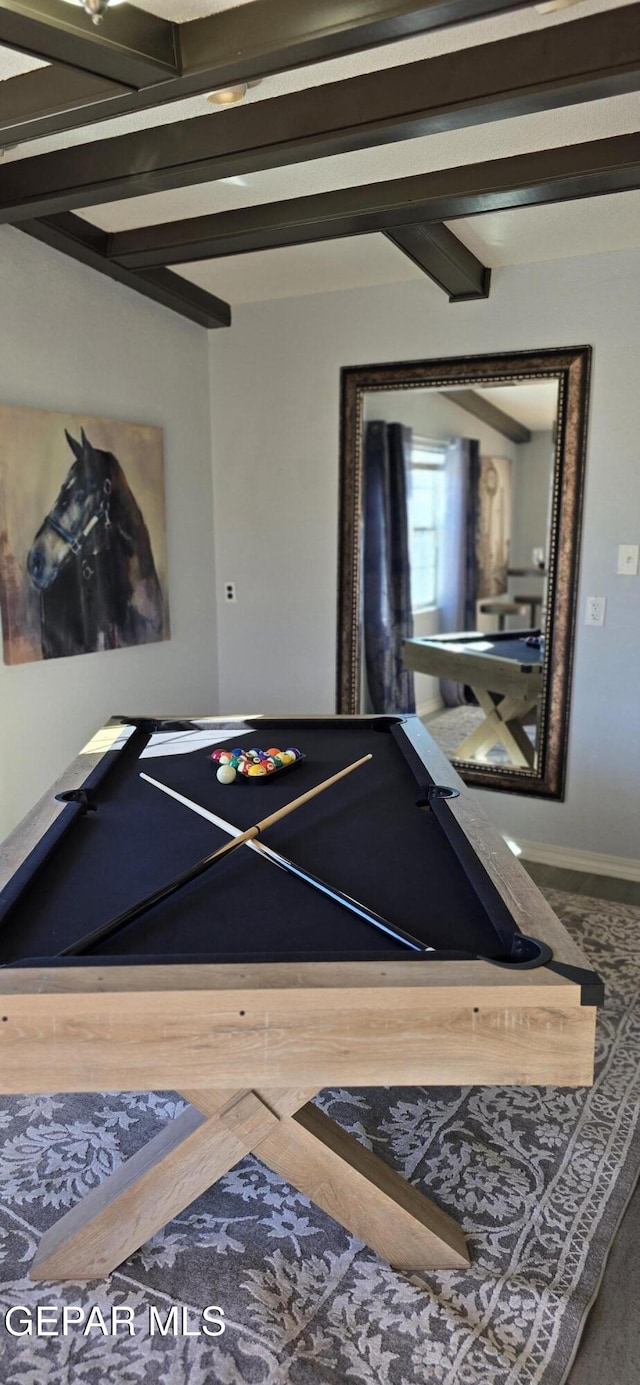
[513,593,544,628]
[477,598,524,632]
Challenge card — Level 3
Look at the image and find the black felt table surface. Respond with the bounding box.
[435,630,544,666]
[476,636,543,665]
[1,723,518,965]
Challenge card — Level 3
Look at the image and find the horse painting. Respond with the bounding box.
[27,428,166,659]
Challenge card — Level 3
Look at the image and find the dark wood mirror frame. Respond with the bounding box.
[337,345,592,800]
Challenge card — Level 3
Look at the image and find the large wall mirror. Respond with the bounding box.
[337,347,591,799]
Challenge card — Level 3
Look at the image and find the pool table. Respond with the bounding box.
[0,714,600,1283]
[403,629,545,767]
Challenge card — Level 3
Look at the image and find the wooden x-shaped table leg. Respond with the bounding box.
[455,689,537,767]
[31,1088,469,1281]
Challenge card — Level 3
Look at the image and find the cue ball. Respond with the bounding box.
[216,764,237,784]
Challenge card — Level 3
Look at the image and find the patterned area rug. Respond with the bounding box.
[1,890,639,1385]
[426,704,537,766]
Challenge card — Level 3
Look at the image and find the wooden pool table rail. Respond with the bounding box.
[403,636,543,701]
[0,956,595,1094]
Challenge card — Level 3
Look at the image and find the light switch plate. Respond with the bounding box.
[617,544,639,575]
[585,597,606,626]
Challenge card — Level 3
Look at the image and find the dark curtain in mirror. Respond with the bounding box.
[440,437,480,707]
[363,421,415,714]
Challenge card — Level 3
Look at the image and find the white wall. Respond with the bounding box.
[0,227,218,839]
[510,430,554,569]
[210,247,640,863]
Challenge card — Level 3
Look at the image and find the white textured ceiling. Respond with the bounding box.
[174,234,419,302]
[134,0,255,18]
[0,44,45,80]
[454,188,640,265]
[471,381,559,429]
[364,379,558,427]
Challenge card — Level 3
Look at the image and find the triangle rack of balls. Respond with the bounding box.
[211,745,304,784]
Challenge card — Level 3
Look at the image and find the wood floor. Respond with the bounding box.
[525,860,640,907]
[523,860,640,1385]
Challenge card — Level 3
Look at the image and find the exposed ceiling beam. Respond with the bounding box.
[19,213,231,329]
[441,389,531,441]
[1,7,638,219]
[0,66,128,143]
[105,134,640,269]
[0,0,178,88]
[385,223,490,299]
[179,0,543,80]
[0,0,543,147]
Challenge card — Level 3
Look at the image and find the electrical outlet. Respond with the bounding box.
[224,581,237,603]
[617,544,639,575]
[585,596,606,626]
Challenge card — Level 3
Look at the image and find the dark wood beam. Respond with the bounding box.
[1,7,638,219]
[0,0,543,146]
[0,65,127,142]
[385,223,490,299]
[106,134,640,270]
[19,213,231,329]
[0,0,178,88]
[441,389,531,441]
[179,0,542,80]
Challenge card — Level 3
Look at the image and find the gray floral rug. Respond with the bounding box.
[1,890,639,1385]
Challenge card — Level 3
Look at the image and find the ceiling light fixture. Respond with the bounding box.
[207,79,261,107]
[83,0,111,22]
[208,84,248,105]
[59,0,125,25]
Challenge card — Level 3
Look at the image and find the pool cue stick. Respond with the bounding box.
[59,754,373,957]
[140,772,431,954]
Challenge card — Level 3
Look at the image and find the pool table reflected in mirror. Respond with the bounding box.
[403,629,544,770]
[0,714,601,1284]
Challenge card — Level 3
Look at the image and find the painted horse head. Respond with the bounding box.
[27,428,117,591]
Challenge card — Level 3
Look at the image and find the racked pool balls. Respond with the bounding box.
[210,743,303,782]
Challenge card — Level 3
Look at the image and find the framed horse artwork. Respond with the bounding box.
[0,405,170,663]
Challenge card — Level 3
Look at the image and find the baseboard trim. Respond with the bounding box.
[515,839,640,883]
[418,697,444,719]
